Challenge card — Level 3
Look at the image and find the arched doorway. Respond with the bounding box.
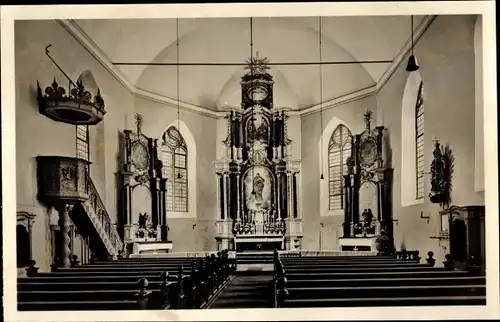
[17,225,31,267]
[450,219,468,261]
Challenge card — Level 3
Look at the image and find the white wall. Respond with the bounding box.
[15,20,135,271]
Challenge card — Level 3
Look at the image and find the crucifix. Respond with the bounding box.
[134,113,143,135]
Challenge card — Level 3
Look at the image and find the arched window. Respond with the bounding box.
[76,125,89,161]
[161,126,188,212]
[415,81,425,199]
[401,70,423,206]
[328,124,352,210]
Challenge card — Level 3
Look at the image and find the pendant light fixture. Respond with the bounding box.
[319,16,325,180]
[176,18,182,180]
[406,15,420,72]
[250,17,256,196]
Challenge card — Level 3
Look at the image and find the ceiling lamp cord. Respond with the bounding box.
[319,16,325,180]
[406,15,419,72]
[411,15,414,55]
[250,17,256,195]
[176,18,182,180]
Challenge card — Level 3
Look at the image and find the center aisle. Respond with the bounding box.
[208,272,274,309]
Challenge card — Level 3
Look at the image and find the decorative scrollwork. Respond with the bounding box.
[360,168,375,182]
[134,173,149,185]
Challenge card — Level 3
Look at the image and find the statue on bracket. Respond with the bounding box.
[429,139,454,209]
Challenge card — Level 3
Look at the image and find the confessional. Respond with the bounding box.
[440,205,485,272]
[119,115,171,255]
[214,54,302,251]
[339,111,394,252]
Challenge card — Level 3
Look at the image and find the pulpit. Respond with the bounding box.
[119,114,171,256]
[339,111,394,253]
[215,53,303,251]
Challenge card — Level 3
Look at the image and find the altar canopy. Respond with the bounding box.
[215,54,302,251]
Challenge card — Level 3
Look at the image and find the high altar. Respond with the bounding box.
[215,54,302,251]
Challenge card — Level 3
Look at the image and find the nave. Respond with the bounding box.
[10,11,493,316]
[17,249,485,310]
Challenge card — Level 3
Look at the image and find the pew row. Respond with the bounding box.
[18,250,235,311]
[273,250,486,308]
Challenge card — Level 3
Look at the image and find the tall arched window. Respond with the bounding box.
[328,124,352,210]
[415,81,425,199]
[161,126,188,212]
[76,125,89,161]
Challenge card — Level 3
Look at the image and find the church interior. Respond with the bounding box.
[12,13,490,311]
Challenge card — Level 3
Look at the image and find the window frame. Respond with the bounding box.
[328,124,352,210]
[415,81,425,200]
[161,127,189,213]
[76,125,90,162]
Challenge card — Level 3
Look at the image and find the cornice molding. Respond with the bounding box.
[299,85,378,117]
[134,87,220,119]
[57,19,135,93]
[59,15,436,118]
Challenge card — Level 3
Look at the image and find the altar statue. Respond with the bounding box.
[253,173,265,202]
[246,172,271,213]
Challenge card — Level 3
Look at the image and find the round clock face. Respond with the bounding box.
[131,143,149,170]
[248,86,268,102]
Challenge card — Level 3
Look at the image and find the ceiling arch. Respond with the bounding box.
[74,15,426,111]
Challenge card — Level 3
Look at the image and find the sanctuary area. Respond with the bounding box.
[13,14,487,310]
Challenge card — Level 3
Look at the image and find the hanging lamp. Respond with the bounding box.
[250,17,256,196]
[406,15,420,72]
[176,18,182,180]
[319,17,325,180]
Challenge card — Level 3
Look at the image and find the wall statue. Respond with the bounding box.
[429,140,455,209]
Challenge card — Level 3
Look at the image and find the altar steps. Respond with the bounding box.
[236,252,274,265]
[208,273,274,309]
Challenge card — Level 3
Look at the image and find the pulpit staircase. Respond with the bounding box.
[71,177,123,260]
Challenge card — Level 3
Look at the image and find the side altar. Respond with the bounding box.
[119,114,172,256]
[215,54,303,251]
[339,111,394,253]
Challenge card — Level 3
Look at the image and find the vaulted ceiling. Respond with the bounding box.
[74,16,427,112]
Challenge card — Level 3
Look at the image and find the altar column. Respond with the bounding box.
[286,171,293,219]
[236,173,241,221]
[375,170,386,235]
[349,176,355,236]
[216,173,223,220]
[223,172,229,220]
[277,170,283,219]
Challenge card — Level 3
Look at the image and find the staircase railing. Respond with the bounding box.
[85,176,124,257]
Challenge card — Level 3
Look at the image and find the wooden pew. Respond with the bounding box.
[274,249,486,308]
[18,249,235,311]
